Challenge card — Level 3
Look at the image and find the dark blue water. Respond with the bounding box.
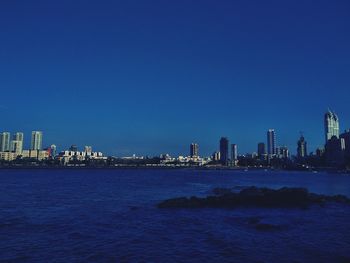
[0,169,349,262]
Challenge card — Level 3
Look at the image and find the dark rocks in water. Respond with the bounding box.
[157,187,350,209]
[254,223,286,231]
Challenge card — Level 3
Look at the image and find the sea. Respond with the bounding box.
[0,168,349,263]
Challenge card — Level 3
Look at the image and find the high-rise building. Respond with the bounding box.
[212,151,220,161]
[231,144,237,161]
[324,110,339,143]
[340,129,350,160]
[10,140,23,154]
[267,129,276,156]
[257,143,266,157]
[50,144,57,157]
[84,146,92,153]
[325,136,345,166]
[219,137,229,165]
[11,132,24,154]
[190,143,199,157]
[31,131,43,150]
[297,135,308,158]
[13,132,24,142]
[0,132,11,152]
[278,146,289,159]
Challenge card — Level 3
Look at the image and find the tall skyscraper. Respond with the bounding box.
[324,110,339,143]
[267,129,276,156]
[11,132,24,154]
[231,144,238,161]
[10,140,23,154]
[50,144,57,157]
[31,131,43,150]
[190,143,199,157]
[0,132,11,152]
[219,137,229,165]
[257,142,266,157]
[13,132,24,142]
[297,135,307,158]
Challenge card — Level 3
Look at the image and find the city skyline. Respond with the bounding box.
[0,110,348,158]
[1,1,350,156]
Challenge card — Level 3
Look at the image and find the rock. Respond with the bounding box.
[157,187,350,209]
[255,223,284,231]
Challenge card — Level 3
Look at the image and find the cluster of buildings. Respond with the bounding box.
[206,129,289,167]
[0,111,349,168]
[323,111,350,166]
[164,111,350,168]
[0,131,50,161]
[59,145,106,165]
[0,131,105,164]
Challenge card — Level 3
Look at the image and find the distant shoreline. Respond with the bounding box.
[0,165,348,174]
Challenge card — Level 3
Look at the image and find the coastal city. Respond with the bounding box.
[0,111,349,170]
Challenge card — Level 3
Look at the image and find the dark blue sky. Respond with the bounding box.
[1,0,349,156]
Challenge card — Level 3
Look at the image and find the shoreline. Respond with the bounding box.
[0,165,348,174]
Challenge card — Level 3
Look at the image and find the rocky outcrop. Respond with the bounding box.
[157,187,350,209]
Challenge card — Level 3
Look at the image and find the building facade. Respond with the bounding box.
[267,129,276,156]
[190,143,199,157]
[324,111,339,143]
[0,132,11,152]
[31,131,43,150]
[297,135,307,158]
[257,142,266,157]
[219,137,229,165]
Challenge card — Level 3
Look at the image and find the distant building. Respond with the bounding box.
[22,150,49,160]
[340,129,350,161]
[13,132,24,143]
[84,146,92,153]
[12,132,24,153]
[50,144,57,157]
[257,142,266,157]
[219,137,229,165]
[316,147,325,158]
[31,131,43,150]
[58,149,105,165]
[231,144,237,160]
[10,140,23,154]
[0,152,18,161]
[267,129,276,156]
[324,110,339,143]
[231,144,238,166]
[212,151,221,162]
[325,136,345,166]
[190,143,199,157]
[0,132,11,152]
[297,135,307,158]
[69,145,78,152]
[278,146,289,159]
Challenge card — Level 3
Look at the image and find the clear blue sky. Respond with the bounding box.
[0,0,349,156]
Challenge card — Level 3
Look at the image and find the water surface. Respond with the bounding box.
[0,169,349,262]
